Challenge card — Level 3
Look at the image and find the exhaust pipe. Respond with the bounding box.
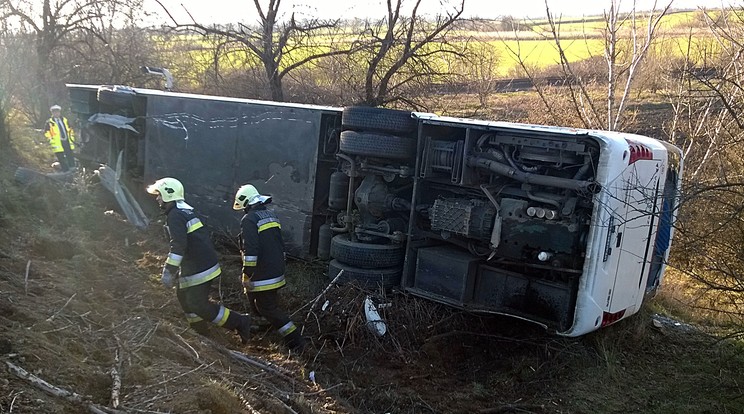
[467,156,600,193]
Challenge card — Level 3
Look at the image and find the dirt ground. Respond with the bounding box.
[1,148,744,414]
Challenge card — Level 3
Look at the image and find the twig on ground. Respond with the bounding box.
[174,332,200,360]
[41,324,74,334]
[24,260,31,295]
[9,391,22,413]
[110,343,123,408]
[126,362,213,397]
[273,395,299,414]
[292,382,344,396]
[296,270,344,320]
[226,349,294,379]
[131,322,159,353]
[46,293,77,322]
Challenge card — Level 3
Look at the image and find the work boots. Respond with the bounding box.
[285,330,307,353]
[189,320,210,336]
[236,314,252,345]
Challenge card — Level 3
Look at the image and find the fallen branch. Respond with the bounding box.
[226,349,294,379]
[6,361,129,414]
[6,360,85,402]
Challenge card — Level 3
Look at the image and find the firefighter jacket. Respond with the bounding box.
[44,117,75,153]
[163,205,221,289]
[240,205,286,292]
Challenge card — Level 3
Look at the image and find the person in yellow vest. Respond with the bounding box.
[44,105,76,171]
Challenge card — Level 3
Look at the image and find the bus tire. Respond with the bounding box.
[339,130,416,160]
[328,259,402,290]
[342,106,416,135]
[330,234,405,269]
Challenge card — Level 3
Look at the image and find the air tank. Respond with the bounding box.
[328,171,349,210]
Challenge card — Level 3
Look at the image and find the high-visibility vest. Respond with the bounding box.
[44,117,75,153]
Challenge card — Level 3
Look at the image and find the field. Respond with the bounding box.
[1,99,744,413]
[157,9,719,89]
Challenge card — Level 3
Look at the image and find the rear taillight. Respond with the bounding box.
[601,309,627,327]
[625,139,653,164]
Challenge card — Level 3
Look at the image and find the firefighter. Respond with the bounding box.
[44,105,76,172]
[147,177,252,343]
[233,184,306,352]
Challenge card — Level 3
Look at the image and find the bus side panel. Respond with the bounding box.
[144,96,240,231]
[233,105,326,257]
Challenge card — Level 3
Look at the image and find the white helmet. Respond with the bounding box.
[146,177,185,202]
[233,184,271,210]
[50,104,61,111]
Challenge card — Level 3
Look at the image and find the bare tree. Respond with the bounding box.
[0,23,12,144]
[0,0,143,122]
[63,0,159,86]
[1,0,99,118]
[155,0,354,102]
[352,0,466,107]
[603,0,671,130]
[660,5,744,331]
[505,0,671,130]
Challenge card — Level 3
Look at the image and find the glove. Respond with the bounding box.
[161,266,176,289]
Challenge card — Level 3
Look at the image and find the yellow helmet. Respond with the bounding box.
[146,177,184,202]
[233,184,271,210]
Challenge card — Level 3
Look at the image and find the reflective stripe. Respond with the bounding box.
[212,306,230,327]
[166,253,183,266]
[278,321,297,337]
[178,263,221,288]
[185,313,203,323]
[243,255,258,267]
[257,221,281,233]
[186,218,203,233]
[257,217,279,227]
[245,275,286,292]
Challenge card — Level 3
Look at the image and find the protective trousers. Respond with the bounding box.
[246,289,304,349]
[56,139,75,171]
[177,279,244,334]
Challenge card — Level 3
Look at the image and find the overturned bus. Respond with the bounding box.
[66,83,682,337]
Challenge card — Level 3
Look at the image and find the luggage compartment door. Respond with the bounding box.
[610,161,660,313]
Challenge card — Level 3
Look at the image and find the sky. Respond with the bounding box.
[145,0,729,24]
